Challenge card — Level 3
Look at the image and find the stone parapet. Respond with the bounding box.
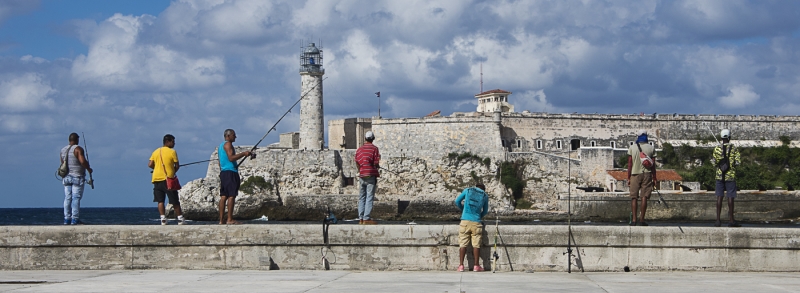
[2,225,799,272]
[559,191,800,222]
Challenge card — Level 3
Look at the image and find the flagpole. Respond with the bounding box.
[375,91,381,118]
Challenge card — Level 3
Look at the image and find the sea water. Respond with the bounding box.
[0,207,195,225]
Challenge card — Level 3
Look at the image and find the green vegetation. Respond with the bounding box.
[659,139,800,191]
[515,198,533,209]
[497,161,526,201]
[240,175,273,194]
[447,152,491,168]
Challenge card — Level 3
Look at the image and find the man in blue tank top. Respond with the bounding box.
[218,129,253,224]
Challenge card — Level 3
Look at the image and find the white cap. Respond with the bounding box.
[365,131,375,140]
[720,129,730,139]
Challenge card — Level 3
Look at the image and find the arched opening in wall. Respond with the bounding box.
[556,140,562,149]
[610,141,616,149]
[517,140,521,148]
[536,140,542,149]
[590,141,596,147]
[570,139,580,150]
[629,141,634,146]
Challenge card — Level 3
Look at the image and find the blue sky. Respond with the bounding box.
[1,0,800,208]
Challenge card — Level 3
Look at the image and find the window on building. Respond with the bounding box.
[557,140,562,149]
[502,140,506,147]
[517,140,521,148]
[536,140,542,149]
[629,141,634,146]
[590,141,596,147]
[570,139,580,150]
[648,141,654,146]
[610,141,616,148]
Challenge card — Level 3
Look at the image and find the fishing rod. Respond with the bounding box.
[563,137,573,273]
[654,186,669,208]
[82,132,94,189]
[237,77,328,167]
[379,166,399,175]
[179,158,217,167]
[704,123,721,145]
[151,158,220,173]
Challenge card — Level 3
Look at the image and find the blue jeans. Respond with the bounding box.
[63,175,85,219]
[358,176,377,220]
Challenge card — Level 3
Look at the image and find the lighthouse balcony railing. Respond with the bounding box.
[299,67,325,74]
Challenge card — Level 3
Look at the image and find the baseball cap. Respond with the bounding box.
[365,131,375,140]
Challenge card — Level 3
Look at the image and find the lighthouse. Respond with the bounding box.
[299,42,325,150]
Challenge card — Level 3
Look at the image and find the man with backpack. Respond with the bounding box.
[627,130,657,226]
[60,133,93,225]
[713,129,741,227]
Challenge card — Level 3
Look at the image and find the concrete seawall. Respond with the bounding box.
[2,225,799,272]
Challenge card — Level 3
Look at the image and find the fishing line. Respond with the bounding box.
[237,77,328,167]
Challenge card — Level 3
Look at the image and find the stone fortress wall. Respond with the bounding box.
[371,113,505,160]
[179,112,800,221]
[368,112,800,156]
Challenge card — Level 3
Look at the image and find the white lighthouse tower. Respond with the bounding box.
[299,42,325,150]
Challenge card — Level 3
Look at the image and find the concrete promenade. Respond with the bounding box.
[1,270,800,292]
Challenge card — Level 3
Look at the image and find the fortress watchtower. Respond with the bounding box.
[299,42,325,150]
[475,89,514,113]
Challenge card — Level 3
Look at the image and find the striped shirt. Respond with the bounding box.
[355,142,381,178]
[713,143,741,181]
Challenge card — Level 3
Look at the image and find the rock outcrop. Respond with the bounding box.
[178,147,584,221]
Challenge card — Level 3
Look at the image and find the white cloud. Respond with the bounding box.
[71,13,226,91]
[20,55,46,64]
[0,73,55,112]
[718,84,760,108]
[514,90,556,113]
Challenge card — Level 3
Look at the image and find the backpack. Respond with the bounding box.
[636,142,654,169]
[717,145,732,174]
[57,146,72,178]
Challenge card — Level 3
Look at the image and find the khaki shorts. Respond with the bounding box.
[630,172,653,199]
[458,220,483,248]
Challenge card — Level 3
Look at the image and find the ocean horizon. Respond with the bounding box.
[0,207,272,225]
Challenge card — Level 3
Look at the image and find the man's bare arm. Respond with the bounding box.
[223,142,251,162]
[74,146,93,173]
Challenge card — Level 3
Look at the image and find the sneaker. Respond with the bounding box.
[64,218,70,225]
[161,218,167,226]
[457,265,464,272]
[714,220,721,227]
[359,219,363,225]
[71,219,83,225]
[728,222,741,227]
[362,219,377,225]
[638,222,649,226]
[178,218,186,225]
[473,265,484,272]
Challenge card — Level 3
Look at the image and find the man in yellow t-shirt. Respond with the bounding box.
[148,134,185,225]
